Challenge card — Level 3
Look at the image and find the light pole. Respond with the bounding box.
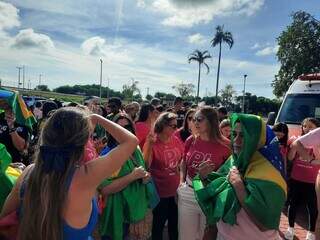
[16,66,22,89]
[242,74,247,113]
[99,59,103,101]
[22,65,25,91]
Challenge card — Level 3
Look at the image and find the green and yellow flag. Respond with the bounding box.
[0,88,36,130]
[193,114,287,230]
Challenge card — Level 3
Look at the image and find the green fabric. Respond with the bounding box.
[0,143,15,211]
[1,88,37,130]
[94,124,106,139]
[99,148,150,239]
[193,113,286,229]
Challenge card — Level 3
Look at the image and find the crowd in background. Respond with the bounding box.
[0,94,319,240]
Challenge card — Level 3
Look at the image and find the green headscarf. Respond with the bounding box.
[193,114,287,229]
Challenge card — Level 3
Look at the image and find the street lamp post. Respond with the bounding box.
[99,59,103,102]
[22,65,25,91]
[242,74,247,113]
[16,66,22,89]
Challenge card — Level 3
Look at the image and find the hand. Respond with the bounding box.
[89,114,101,128]
[228,167,246,204]
[5,111,15,129]
[198,160,215,180]
[131,166,148,181]
[146,132,157,145]
[142,171,151,184]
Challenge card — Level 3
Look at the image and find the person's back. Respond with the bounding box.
[0,107,138,240]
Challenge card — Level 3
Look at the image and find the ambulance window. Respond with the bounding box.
[278,94,320,124]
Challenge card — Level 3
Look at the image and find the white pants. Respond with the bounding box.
[177,182,206,240]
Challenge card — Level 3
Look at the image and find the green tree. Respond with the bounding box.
[35,85,50,91]
[146,94,153,101]
[188,50,211,101]
[220,84,236,109]
[172,83,195,98]
[211,25,234,99]
[122,80,140,101]
[273,11,320,97]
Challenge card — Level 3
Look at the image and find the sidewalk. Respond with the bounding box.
[279,208,308,240]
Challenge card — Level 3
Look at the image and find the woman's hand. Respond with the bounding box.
[198,160,215,180]
[130,166,148,181]
[228,167,246,204]
[146,132,157,145]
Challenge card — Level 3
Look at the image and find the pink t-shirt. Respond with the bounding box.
[150,135,184,198]
[184,136,231,179]
[217,209,280,240]
[135,122,150,149]
[83,138,98,163]
[290,131,320,183]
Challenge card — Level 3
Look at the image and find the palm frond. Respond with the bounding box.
[203,62,210,74]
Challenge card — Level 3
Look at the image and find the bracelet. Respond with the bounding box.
[9,127,16,133]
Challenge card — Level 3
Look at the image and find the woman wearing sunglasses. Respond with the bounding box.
[178,106,231,240]
[143,112,184,240]
[174,109,197,146]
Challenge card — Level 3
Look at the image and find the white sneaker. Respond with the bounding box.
[284,227,294,240]
[306,231,315,240]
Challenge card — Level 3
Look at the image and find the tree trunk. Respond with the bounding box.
[197,62,201,102]
[215,41,222,105]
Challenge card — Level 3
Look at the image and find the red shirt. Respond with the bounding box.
[150,135,184,198]
[185,136,231,179]
[135,122,150,149]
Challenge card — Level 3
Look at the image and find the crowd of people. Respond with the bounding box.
[0,94,319,240]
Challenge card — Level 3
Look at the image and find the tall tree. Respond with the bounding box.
[220,84,236,109]
[211,25,234,100]
[272,11,320,97]
[188,50,211,101]
[172,83,195,98]
[122,80,140,100]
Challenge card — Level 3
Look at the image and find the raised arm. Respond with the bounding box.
[74,114,138,194]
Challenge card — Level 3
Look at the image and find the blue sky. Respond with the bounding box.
[0,0,319,98]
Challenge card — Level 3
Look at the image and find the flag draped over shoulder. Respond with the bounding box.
[98,148,151,240]
[193,113,287,229]
[0,88,36,130]
[0,144,19,211]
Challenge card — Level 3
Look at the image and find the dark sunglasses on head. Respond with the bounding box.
[193,116,205,123]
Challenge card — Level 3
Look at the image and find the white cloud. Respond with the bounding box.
[11,28,54,50]
[250,43,260,49]
[256,45,279,56]
[151,0,265,27]
[0,1,20,30]
[137,0,146,8]
[81,36,132,63]
[188,33,206,44]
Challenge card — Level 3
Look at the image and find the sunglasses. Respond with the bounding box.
[193,116,205,123]
[168,124,177,129]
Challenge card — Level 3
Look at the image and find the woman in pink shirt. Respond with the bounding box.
[135,103,161,149]
[286,118,320,240]
[143,112,184,240]
[178,106,231,240]
[174,109,197,146]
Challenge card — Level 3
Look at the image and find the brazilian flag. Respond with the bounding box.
[0,88,36,130]
[0,144,20,211]
[193,114,287,229]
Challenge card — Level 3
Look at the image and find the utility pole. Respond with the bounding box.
[16,66,22,89]
[99,59,103,102]
[22,65,25,91]
[242,74,247,113]
[147,87,150,96]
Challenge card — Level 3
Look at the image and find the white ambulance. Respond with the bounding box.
[273,73,320,137]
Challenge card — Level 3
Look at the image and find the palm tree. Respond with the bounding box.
[188,50,211,101]
[211,25,234,101]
